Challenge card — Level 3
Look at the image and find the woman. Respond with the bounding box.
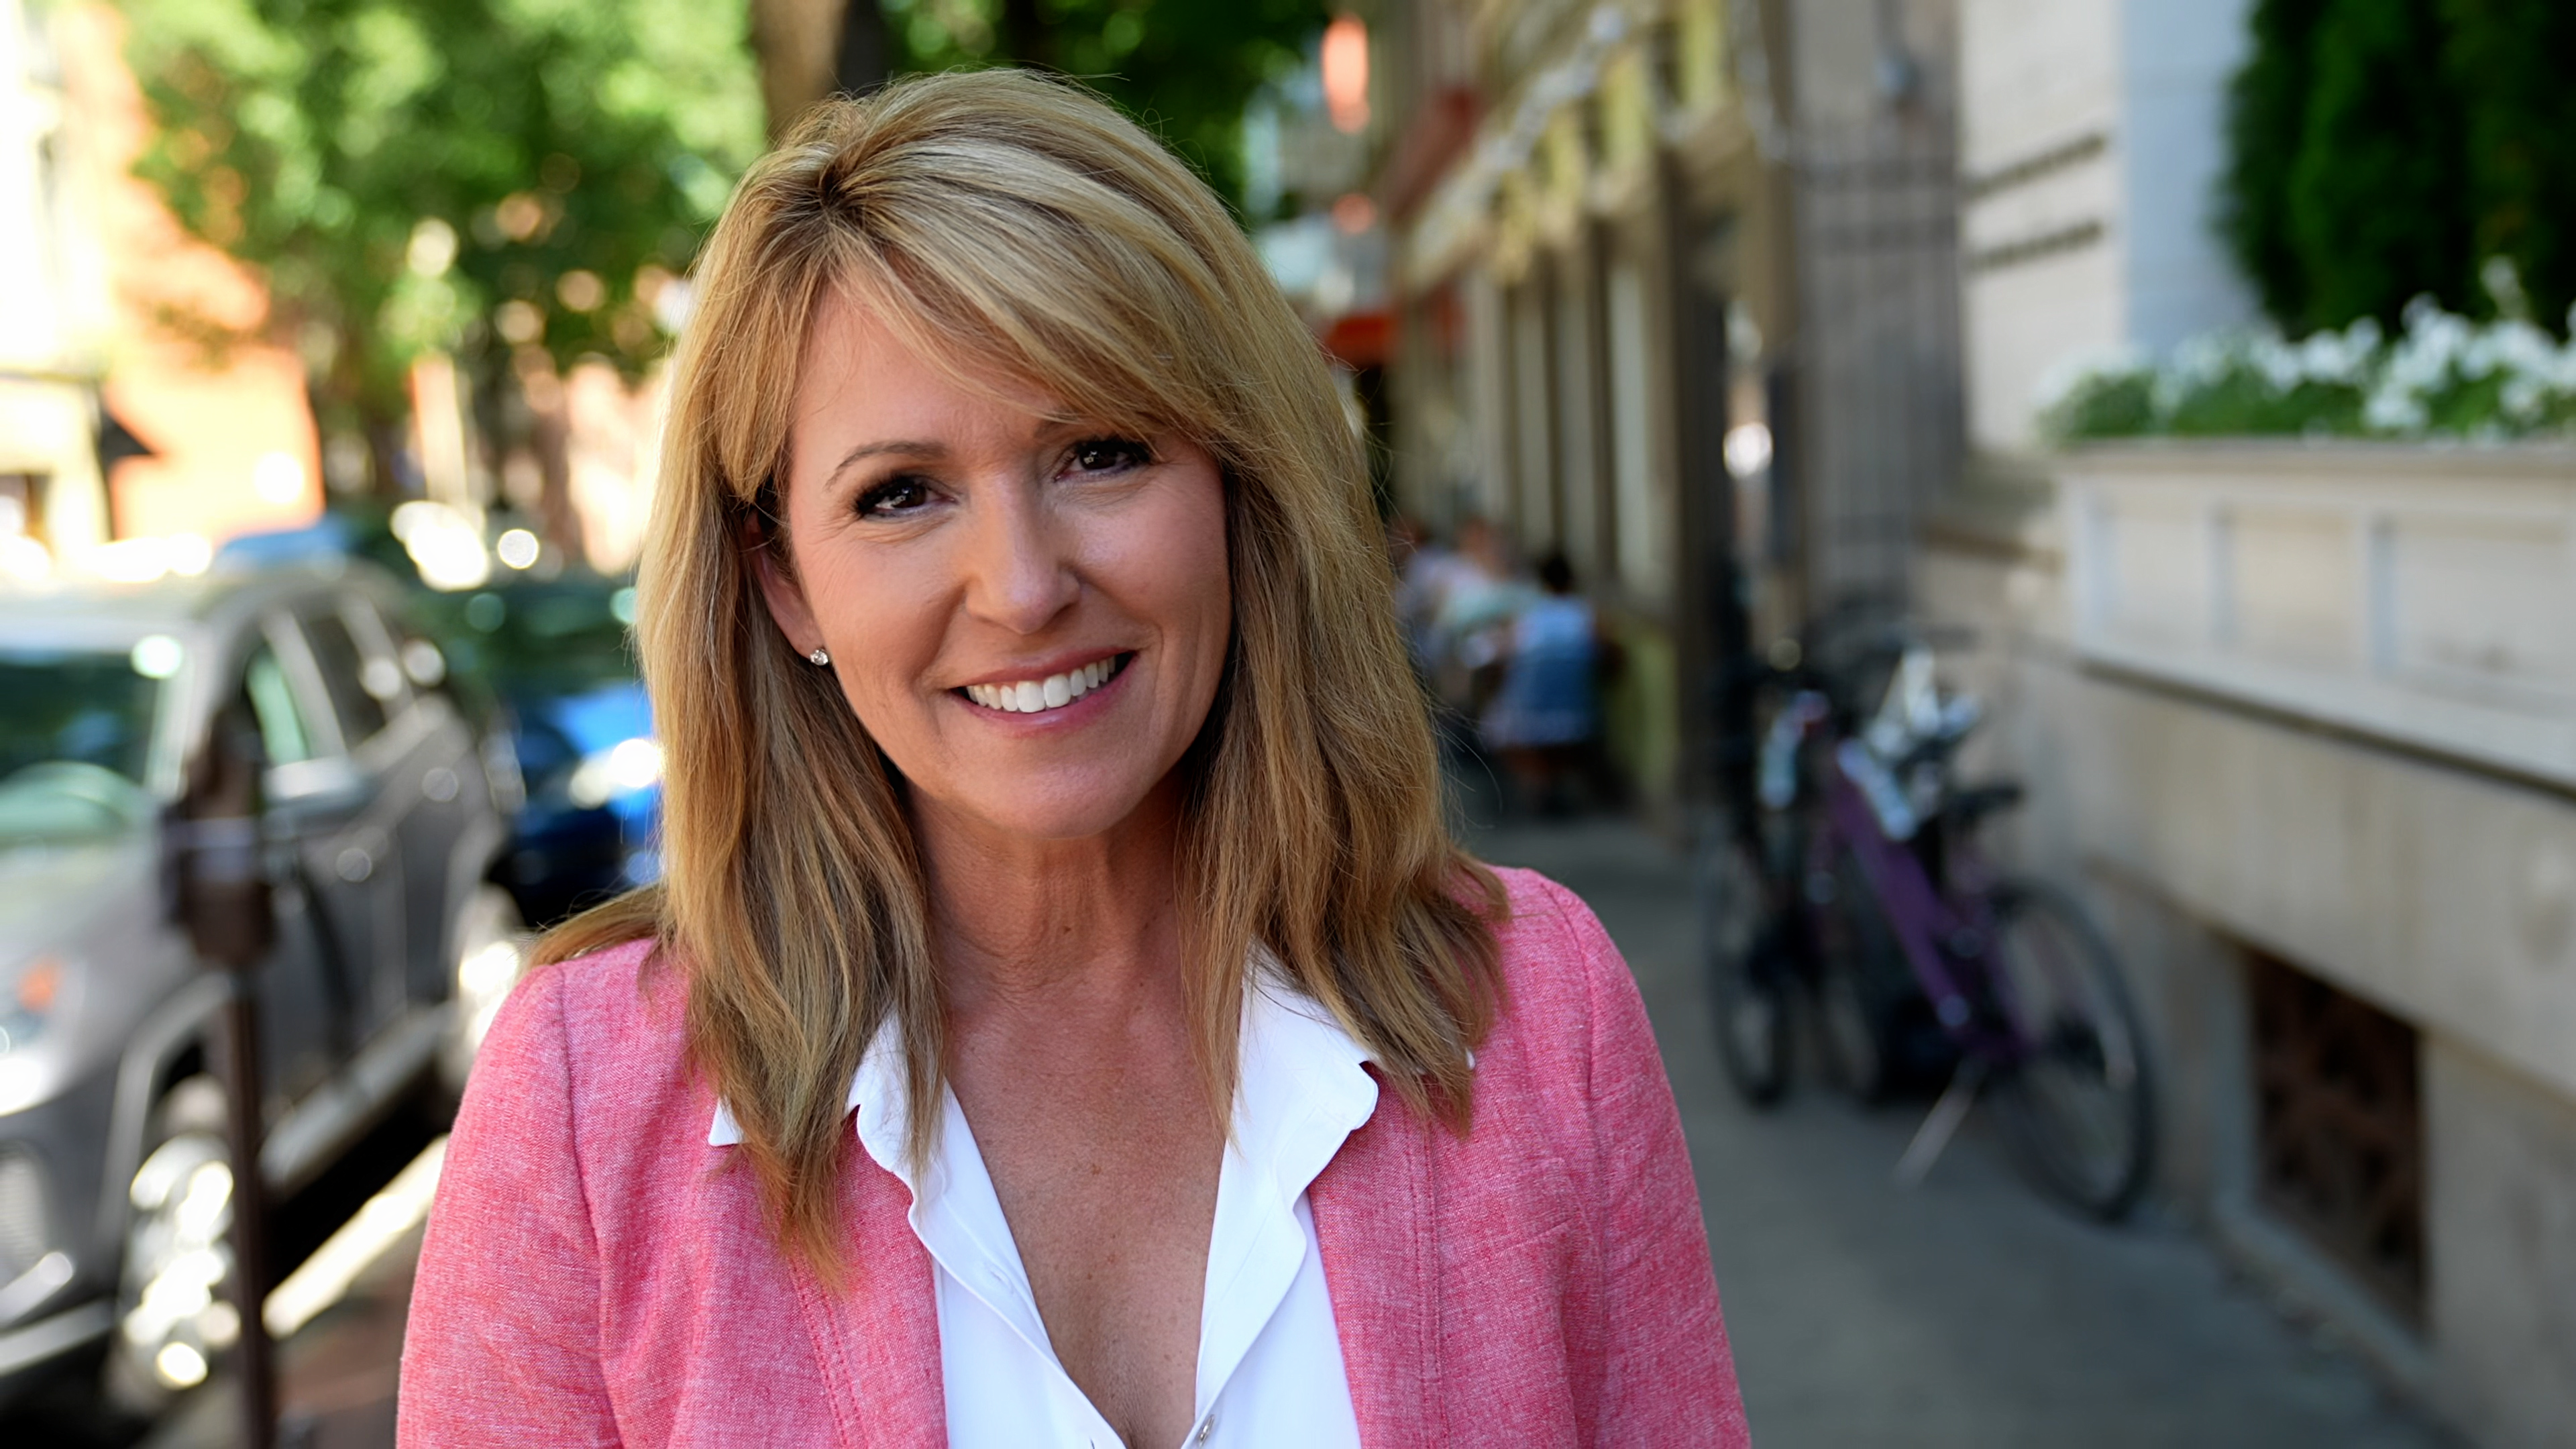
[400,71,1746,1448]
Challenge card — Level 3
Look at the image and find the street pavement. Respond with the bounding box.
[1472,810,2457,1448]
[64,812,2464,1448]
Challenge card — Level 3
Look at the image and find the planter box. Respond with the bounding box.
[2060,441,2576,787]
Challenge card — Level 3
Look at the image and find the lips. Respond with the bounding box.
[958,653,1130,714]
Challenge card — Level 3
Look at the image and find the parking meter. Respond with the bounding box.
[168,700,278,1449]
[173,704,274,969]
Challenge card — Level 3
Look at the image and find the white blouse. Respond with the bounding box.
[708,978,1377,1448]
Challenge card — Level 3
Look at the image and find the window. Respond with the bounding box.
[339,598,413,708]
[1509,279,1555,549]
[244,646,315,766]
[0,646,161,784]
[297,608,389,745]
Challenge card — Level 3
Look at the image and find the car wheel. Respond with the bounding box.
[104,1075,240,1416]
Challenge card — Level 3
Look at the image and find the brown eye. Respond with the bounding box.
[855,477,932,517]
[1067,437,1152,475]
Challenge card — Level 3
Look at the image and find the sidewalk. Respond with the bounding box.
[1471,813,2457,1448]
[121,811,2456,1448]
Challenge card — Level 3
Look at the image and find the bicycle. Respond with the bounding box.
[1698,623,2157,1221]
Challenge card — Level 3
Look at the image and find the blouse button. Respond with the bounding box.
[1196,1415,1216,1442]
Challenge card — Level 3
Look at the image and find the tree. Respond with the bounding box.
[2221,0,2576,337]
[2442,0,2576,330]
[2283,0,2472,331]
[2219,0,2330,328]
[119,0,765,489]
[751,0,890,139]
[881,0,1328,209]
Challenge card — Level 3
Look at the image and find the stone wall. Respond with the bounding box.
[1917,447,2576,1448]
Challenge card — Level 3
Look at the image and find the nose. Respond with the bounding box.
[958,478,1079,635]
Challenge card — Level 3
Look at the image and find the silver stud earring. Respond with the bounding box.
[807,647,831,667]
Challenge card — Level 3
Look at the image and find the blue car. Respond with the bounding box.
[420,578,661,930]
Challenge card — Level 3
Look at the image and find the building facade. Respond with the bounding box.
[1925,5,2576,1446]
[1344,0,1964,810]
[0,0,319,585]
[1353,0,2576,1441]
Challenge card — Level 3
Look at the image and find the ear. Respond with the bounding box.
[747,520,824,659]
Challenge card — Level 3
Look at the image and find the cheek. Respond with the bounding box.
[802,545,944,712]
[1124,478,1231,667]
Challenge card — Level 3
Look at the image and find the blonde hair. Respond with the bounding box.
[539,70,1501,1277]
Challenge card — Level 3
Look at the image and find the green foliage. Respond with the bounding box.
[2285,0,2471,329]
[2220,0,2328,327]
[119,0,764,441]
[2443,0,2576,339]
[2221,0,2576,339]
[881,0,1326,207]
[2045,367,2157,442]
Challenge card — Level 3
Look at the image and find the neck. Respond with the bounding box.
[913,780,1189,1021]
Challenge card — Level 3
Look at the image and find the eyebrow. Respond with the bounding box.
[825,439,945,487]
[818,417,1131,489]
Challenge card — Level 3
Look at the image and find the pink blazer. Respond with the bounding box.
[398,867,1750,1446]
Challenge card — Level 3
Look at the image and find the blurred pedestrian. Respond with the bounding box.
[1429,515,1528,710]
[1386,512,1444,672]
[400,70,1745,1449]
[1482,551,1608,815]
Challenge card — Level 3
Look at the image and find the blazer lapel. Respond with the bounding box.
[793,1150,947,1449]
[1310,1077,1444,1448]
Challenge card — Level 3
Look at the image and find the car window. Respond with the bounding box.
[0,645,162,786]
[340,598,414,710]
[0,645,164,847]
[244,645,317,765]
[297,607,390,745]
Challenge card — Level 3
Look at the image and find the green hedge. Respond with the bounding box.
[2222,0,2576,339]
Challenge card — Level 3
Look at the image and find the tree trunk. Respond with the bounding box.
[750,0,893,139]
[837,0,890,95]
[750,0,848,140]
[511,347,583,559]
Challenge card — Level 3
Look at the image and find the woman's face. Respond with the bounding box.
[756,290,1232,847]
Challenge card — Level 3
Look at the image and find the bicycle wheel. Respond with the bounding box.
[1980,879,2156,1220]
[1702,828,1793,1106]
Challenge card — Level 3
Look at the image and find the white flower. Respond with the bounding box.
[2363,386,2428,435]
[2386,295,2471,394]
[2247,330,2302,392]
[2293,321,2374,385]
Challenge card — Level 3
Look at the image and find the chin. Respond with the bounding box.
[931,770,1171,844]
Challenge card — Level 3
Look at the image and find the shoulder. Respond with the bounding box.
[466,936,693,1148]
[1470,867,1660,1107]
[484,936,675,1066]
[1485,865,1625,1020]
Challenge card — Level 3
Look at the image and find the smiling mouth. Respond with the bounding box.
[957,653,1132,714]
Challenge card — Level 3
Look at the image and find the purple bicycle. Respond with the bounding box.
[1701,627,2156,1220]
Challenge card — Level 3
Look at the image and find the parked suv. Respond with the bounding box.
[0,562,516,1412]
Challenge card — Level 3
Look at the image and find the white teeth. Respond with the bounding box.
[968,656,1121,713]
